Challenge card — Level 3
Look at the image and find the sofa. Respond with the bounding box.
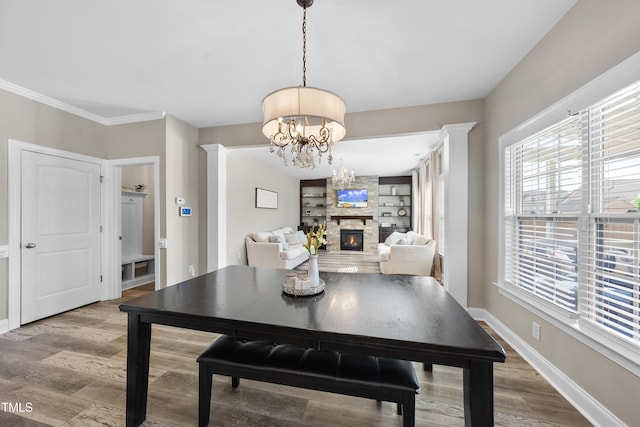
[246,226,310,269]
[378,230,436,276]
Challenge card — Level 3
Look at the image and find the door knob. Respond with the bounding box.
[24,243,37,249]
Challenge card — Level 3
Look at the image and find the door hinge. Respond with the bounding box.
[100,225,103,233]
[100,175,104,183]
[100,275,103,283]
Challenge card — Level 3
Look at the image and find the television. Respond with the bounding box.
[337,189,368,208]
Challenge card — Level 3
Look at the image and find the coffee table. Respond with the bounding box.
[119,265,505,426]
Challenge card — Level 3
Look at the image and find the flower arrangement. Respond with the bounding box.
[304,223,326,255]
[633,193,640,209]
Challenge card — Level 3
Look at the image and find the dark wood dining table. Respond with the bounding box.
[119,265,506,426]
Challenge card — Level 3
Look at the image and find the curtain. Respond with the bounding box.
[412,169,419,231]
[413,152,441,280]
[429,150,442,280]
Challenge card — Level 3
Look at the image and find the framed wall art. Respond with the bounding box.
[255,187,278,209]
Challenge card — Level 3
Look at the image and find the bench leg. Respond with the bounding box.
[231,377,240,389]
[199,366,213,427]
[402,393,415,427]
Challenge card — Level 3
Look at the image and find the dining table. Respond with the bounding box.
[119,265,506,426]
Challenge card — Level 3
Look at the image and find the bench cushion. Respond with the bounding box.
[197,335,419,392]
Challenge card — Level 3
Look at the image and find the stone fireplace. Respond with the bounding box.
[325,175,379,253]
[340,229,364,251]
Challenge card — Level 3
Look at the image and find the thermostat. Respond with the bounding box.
[179,206,192,217]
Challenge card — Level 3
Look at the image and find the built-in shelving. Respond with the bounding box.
[300,179,327,228]
[122,255,155,290]
[121,191,155,289]
[378,176,412,241]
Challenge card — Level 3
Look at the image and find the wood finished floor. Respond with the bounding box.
[0,273,592,426]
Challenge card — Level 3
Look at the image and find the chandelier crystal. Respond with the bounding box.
[332,161,355,189]
[262,0,346,169]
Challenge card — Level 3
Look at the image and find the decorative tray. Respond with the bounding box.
[282,278,325,297]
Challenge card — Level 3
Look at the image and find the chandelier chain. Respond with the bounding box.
[262,0,346,170]
[302,6,307,87]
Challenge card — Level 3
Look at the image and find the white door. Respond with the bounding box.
[21,151,102,324]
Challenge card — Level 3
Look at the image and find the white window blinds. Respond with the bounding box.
[504,116,582,313]
[587,81,640,214]
[505,80,640,344]
[580,82,640,343]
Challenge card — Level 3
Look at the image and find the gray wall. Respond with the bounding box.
[165,115,201,284]
[225,149,299,265]
[107,115,202,288]
[0,88,107,320]
[107,119,169,287]
[483,1,640,424]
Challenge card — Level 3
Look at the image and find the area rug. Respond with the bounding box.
[295,251,380,274]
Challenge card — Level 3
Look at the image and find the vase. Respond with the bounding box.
[307,254,320,286]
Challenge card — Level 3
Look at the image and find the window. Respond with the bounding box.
[503,81,640,346]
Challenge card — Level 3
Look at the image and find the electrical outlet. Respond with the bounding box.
[532,321,541,341]
[237,251,242,260]
[188,265,195,277]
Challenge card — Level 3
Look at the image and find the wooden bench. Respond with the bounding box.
[197,335,420,427]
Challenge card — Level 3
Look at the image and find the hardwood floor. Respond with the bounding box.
[0,277,592,426]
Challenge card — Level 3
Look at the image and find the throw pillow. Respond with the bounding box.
[412,234,429,245]
[252,231,271,242]
[269,235,289,250]
[284,232,301,245]
[384,231,405,246]
[296,230,306,242]
[270,228,287,243]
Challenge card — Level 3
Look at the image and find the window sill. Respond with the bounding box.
[495,281,640,377]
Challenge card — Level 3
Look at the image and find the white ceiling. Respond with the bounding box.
[0,0,576,178]
[241,131,441,180]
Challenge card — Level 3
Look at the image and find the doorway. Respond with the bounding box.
[8,141,162,331]
[120,165,156,290]
[111,157,161,297]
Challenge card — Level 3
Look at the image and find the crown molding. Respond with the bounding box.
[0,78,165,126]
[103,111,166,125]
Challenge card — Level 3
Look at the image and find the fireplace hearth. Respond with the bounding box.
[340,229,364,251]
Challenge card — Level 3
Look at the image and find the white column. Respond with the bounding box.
[201,144,229,272]
[441,122,475,308]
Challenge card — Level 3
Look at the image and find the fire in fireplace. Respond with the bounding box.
[340,229,364,251]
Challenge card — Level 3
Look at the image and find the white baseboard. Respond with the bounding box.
[0,318,8,335]
[468,307,624,427]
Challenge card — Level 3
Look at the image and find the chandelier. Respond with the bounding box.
[262,0,346,170]
[332,161,355,189]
